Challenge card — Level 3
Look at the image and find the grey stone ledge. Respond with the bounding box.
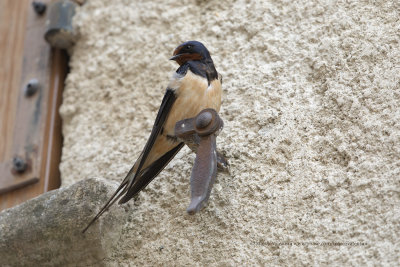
[0,177,128,266]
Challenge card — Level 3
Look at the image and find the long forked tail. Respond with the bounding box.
[82,178,129,233]
[82,143,183,233]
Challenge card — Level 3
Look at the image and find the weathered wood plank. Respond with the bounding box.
[0,0,29,161]
[0,0,66,210]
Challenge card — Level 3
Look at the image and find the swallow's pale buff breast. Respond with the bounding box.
[142,70,222,169]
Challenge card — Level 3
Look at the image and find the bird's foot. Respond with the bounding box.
[217,151,229,172]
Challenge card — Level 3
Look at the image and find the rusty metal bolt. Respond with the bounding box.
[45,0,77,49]
[32,1,47,15]
[13,157,27,173]
[195,111,213,129]
[194,109,223,137]
[25,79,40,97]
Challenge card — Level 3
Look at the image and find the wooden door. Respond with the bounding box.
[0,0,66,210]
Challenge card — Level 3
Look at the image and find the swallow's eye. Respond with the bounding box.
[186,45,192,50]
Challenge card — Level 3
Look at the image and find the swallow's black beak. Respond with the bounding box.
[171,44,184,61]
[170,52,189,61]
[169,54,180,61]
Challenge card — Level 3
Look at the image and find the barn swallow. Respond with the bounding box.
[83,41,222,233]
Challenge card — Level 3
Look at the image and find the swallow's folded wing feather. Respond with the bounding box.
[82,87,181,232]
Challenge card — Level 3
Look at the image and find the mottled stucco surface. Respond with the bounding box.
[60,0,400,265]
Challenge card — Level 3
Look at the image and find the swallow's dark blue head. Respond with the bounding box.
[170,41,212,65]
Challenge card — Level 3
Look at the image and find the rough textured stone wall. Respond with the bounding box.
[59,0,399,265]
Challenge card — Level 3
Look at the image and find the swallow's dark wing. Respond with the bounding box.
[119,142,184,203]
[83,88,178,233]
[124,88,178,189]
